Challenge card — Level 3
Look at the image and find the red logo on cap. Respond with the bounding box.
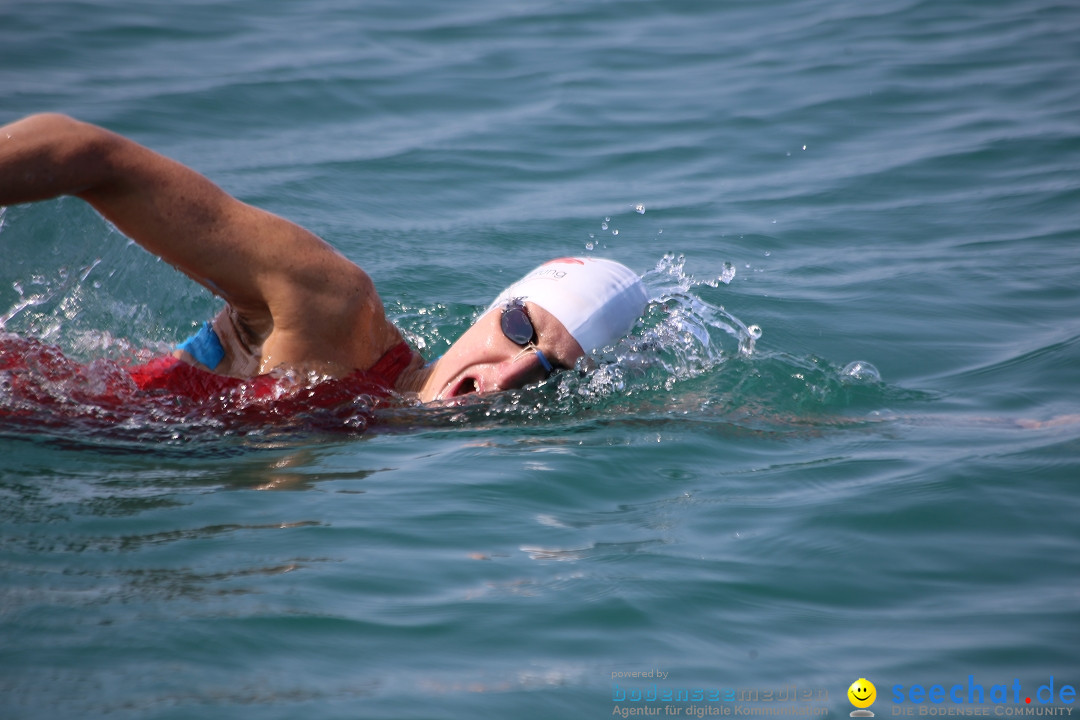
[545,258,585,265]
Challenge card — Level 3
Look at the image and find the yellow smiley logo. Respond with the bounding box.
[848,678,877,709]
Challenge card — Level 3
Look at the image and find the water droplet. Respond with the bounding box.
[719,262,736,285]
[634,203,646,214]
[585,241,594,250]
[611,229,619,235]
[601,221,608,231]
[841,361,881,382]
[747,325,762,339]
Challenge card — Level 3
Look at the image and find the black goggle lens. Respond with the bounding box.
[500,301,536,346]
[500,299,556,376]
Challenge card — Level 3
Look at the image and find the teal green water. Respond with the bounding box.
[2,0,1079,718]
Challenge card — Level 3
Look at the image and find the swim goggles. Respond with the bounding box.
[500,299,555,376]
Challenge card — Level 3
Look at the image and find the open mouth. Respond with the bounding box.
[446,377,478,399]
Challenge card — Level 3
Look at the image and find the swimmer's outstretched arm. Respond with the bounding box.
[0,113,402,374]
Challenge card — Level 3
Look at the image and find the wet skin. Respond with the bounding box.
[416,301,586,403]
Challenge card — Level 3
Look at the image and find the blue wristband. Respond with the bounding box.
[177,321,226,369]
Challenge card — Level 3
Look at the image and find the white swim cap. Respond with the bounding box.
[488,257,648,354]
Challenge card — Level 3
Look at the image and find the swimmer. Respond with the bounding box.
[0,113,648,404]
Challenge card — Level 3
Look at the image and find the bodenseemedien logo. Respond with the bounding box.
[849,678,877,717]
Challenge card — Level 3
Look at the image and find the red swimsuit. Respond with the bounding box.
[127,340,416,405]
[0,332,416,432]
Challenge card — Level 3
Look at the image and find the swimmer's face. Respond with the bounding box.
[848,679,876,709]
[418,301,585,403]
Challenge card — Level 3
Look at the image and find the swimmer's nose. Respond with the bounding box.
[492,349,550,391]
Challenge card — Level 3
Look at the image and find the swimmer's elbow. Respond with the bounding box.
[14,112,81,132]
[19,113,106,155]
[5,113,126,201]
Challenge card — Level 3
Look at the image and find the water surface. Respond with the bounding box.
[2,0,1078,718]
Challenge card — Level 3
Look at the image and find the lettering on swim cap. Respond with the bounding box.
[522,267,567,281]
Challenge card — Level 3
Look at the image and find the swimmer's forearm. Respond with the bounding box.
[0,113,400,371]
[0,114,248,296]
[0,114,262,302]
